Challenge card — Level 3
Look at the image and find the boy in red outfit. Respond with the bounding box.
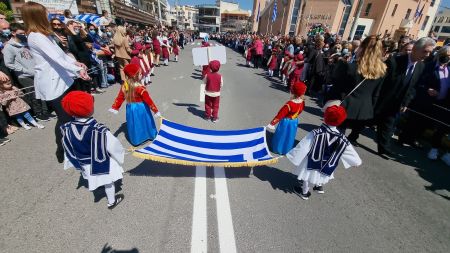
[203,60,223,123]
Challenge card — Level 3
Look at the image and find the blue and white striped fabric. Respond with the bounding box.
[272,2,278,23]
[74,14,101,26]
[133,119,278,167]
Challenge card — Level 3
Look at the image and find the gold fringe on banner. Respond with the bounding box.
[132,151,280,167]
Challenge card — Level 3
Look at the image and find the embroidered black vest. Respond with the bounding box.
[307,124,350,176]
[61,118,110,175]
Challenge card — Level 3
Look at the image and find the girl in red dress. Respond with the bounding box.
[172,41,180,62]
[288,54,304,89]
[161,40,171,66]
[281,52,294,86]
[266,47,279,77]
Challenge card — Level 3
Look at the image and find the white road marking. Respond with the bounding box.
[191,166,207,253]
[214,166,237,253]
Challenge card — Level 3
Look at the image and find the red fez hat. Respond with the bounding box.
[61,91,94,118]
[209,60,221,72]
[324,105,347,126]
[134,43,144,51]
[295,54,304,61]
[291,81,307,97]
[124,63,141,78]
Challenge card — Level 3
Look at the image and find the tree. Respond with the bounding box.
[0,2,14,22]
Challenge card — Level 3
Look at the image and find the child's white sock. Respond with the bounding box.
[302,181,309,194]
[105,183,116,206]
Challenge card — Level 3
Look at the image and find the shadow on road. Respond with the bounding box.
[113,122,127,137]
[298,123,317,132]
[253,166,298,194]
[127,160,251,179]
[101,243,139,253]
[390,145,450,200]
[303,105,323,117]
[173,102,204,119]
[191,72,203,80]
[76,176,123,203]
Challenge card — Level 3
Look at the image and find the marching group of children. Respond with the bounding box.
[59,38,361,209]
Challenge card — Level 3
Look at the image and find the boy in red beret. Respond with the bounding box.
[61,91,125,209]
[267,81,307,155]
[109,63,161,146]
[286,103,362,200]
[203,60,223,123]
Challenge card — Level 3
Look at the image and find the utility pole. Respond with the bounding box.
[158,0,162,26]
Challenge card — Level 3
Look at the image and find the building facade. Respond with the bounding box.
[251,0,270,32]
[219,1,250,32]
[417,0,441,38]
[254,0,438,40]
[168,5,198,30]
[197,4,220,33]
[431,8,450,41]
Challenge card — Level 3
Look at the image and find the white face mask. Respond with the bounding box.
[323,48,329,52]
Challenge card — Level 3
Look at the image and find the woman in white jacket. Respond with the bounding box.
[21,2,90,163]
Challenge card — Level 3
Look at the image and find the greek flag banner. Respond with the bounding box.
[272,2,278,23]
[133,119,278,167]
[74,14,101,26]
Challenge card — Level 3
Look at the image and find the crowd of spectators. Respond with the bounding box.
[0,6,192,151]
[212,29,450,167]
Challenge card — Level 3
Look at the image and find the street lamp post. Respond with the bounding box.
[157,0,162,26]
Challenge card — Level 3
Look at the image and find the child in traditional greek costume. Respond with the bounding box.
[267,81,306,155]
[61,91,124,209]
[109,63,161,146]
[287,103,362,200]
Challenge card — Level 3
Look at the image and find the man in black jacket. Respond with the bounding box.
[375,37,435,158]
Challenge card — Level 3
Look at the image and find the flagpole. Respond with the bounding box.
[266,1,272,34]
[280,4,286,35]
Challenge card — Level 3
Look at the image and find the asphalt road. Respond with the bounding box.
[1,41,450,253]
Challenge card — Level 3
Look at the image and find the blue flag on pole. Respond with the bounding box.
[272,2,278,23]
[256,2,261,22]
[413,1,421,20]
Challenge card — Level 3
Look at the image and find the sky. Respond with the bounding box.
[172,0,253,11]
[442,0,450,9]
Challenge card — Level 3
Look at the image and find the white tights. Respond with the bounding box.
[104,183,116,205]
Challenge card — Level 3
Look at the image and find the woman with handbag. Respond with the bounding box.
[326,35,387,146]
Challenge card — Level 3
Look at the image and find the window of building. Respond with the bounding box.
[391,4,398,16]
[289,0,302,35]
[421,16,430,30]
[431,0,436,7]
[364,3,372,16]
[439,16,445,23]
[441,26,450,33]
[405,9,412,19]
[434,26,441,32]
[354,25,366,39]
[339,5,352,35]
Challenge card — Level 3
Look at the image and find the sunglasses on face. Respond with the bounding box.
[52,23,62,26]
